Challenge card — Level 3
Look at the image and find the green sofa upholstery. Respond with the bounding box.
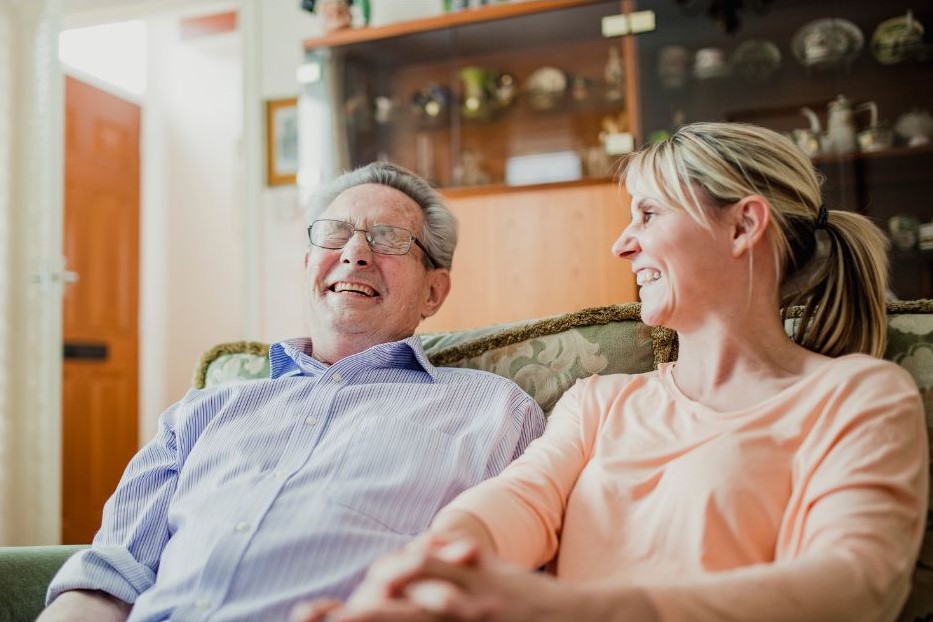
[0,546,86,621]
[4,301,932,621]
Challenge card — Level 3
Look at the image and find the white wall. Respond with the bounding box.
[255,0,321,344]
[140,8,244,437]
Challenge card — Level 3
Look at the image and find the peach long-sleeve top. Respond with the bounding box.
[440,354,928,622]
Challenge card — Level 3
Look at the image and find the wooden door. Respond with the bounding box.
[62,77,140,544]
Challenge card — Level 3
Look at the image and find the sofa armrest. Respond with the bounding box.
[0,545,87,622]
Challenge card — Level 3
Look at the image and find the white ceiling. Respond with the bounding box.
[61,0,236,28]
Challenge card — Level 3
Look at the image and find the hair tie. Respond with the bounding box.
[815,205,828,230]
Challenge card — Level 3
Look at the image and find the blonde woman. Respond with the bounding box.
[295,123,927,622]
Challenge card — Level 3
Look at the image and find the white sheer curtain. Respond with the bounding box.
[0,0,64,546]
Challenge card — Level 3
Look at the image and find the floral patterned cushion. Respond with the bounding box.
[193,341,269,389]
[423,304,659,413]
[193,300,933,620]
[884,309,933,622]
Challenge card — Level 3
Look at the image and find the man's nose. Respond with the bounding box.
[340,230,373,266]
[611,223,638,261]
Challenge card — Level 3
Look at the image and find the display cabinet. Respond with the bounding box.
[630,0,933,299]
[302,0,637,188]
[300,0,640,331]
[298,0,933,330]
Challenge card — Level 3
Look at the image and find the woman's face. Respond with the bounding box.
[612,192,736,329]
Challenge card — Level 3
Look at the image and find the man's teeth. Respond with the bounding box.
[636,270,661,286]
[333,282,377,297]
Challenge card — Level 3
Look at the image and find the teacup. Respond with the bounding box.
[858,126,894,152]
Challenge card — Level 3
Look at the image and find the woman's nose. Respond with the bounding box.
[611,223,639,261]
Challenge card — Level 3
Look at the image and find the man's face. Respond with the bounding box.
[305,183,450,352]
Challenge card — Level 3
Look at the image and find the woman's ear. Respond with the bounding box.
[730,196,771,258]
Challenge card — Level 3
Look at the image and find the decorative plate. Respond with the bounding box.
[791,18,864,69]
[731,39,782,83]
[524,67,567,111]
[871,11,925,65]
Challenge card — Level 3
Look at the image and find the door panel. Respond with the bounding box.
[62,76,140,544]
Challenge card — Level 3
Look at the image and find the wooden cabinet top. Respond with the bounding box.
[302,0,616,52]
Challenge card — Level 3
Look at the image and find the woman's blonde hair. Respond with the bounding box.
[623,122,889,357]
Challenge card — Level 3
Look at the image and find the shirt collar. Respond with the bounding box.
[268,335,437,380]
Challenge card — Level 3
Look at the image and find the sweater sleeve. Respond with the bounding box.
[640,363,928,622]
[438,379,600,569]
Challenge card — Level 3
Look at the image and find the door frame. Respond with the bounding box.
[1,0,65,546]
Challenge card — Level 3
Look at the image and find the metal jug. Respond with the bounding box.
[824,94,858,154]
[796,108,823,156]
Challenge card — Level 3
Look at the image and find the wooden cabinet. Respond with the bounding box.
[301,0,639,331]
[298,0,933,332]
[302,0,636,188]
[421,181,636,332]
[630,0,933,299]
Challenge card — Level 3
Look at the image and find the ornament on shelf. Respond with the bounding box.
[301,0,370,32]
[604,45,625,102]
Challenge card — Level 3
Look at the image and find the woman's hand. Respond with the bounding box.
[290,535,466,622]
[291,537,654,622]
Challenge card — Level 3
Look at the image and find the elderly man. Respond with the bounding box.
[39,162,545,622]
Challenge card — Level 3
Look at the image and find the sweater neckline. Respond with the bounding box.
[657,353,871,420]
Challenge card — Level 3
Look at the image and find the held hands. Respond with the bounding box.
[290,535,590,622]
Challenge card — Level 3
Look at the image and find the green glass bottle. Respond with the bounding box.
[358,0,371,25]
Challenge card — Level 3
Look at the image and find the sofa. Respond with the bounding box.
[3,301,932,622]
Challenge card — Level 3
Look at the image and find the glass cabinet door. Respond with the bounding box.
[302,0,633,191]
[631,0,933,299]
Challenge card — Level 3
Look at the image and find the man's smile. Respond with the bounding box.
[328,281,379,297]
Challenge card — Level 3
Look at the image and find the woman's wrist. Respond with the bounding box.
[567,583,658,622]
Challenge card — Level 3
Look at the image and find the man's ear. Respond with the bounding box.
[420,269,451,320]
[730,195,771,258]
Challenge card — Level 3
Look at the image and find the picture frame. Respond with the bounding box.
[266,97,299,186]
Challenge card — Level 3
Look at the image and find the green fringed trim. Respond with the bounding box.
[783,299,933,319]
[427,303,646,367]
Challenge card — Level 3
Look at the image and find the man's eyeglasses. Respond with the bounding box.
[307,219,439,269]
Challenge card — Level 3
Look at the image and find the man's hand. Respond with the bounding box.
[290,537,647,622]
[37,590,131,622]
[290,535,473,622]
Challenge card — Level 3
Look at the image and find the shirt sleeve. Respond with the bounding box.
[46,399,185,606]
[441,379,599,569]
[510,394,546,462]
[640,363,928,622]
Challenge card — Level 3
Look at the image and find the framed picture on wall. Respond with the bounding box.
[266,97,299,186]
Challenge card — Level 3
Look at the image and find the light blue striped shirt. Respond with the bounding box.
[48,336,545,621]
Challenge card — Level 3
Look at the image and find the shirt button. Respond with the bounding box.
[234,521,250,533]
[272,469,286,478]
[304,415,318,426]
[194,598,210,610]
[332,372,343,383]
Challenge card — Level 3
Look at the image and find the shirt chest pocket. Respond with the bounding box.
[325,417,463,535]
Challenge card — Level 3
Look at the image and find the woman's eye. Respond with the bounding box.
[643,211,655,223]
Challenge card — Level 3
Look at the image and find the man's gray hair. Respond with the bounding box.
[307,162,458,270]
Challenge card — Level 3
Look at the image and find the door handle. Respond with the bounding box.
[63,342,108,361]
